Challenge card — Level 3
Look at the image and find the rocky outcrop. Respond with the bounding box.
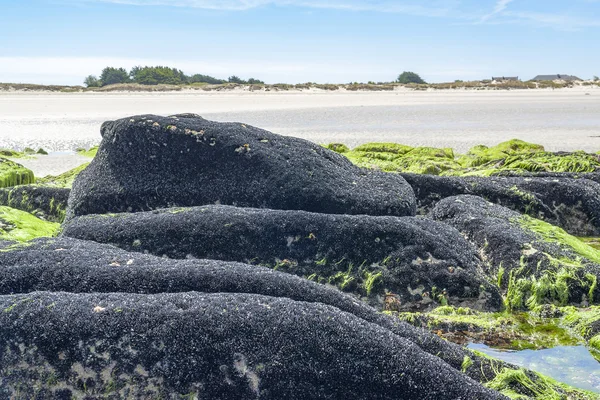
[402,173,600,236]
[431,195,600,310]
[0,184,69,222]
[65,114,416,219]
[0,238,507,399]
[62,206,502,311]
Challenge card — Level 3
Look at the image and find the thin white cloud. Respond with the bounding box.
[480,0,514,22]
[80,0,458,17]
[497,11,600,30]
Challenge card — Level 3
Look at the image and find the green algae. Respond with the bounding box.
[578,237,600,251]
[495,217,600,311]
[562,306,600,359]
[324,143,350,153]
[344,143,462,175]
[518,216,600,265]
[397,306,580,350]
[0,206,60,242]
[36,162,89,188]
[461,355,473,372]
[76,146,99,158]
[352,142,413,155]
[485,367,598,400]
[0,158,35,188]
[330,138,600,176]
[0,149,29,158]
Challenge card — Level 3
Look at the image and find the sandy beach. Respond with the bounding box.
[2,88,599,173]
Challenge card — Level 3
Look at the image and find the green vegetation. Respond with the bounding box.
[83,65,264,87]
[328,139,600,176]
[0,206,60,242]
[0,158,34,188]
[563,306,600,359]
[76,146,99,158]
[397,306,580,350]
[484,367,597,400]
[99,67,130,86]
[84,75,100,88]
[36,163,89,188]
[397,71,426,84]
[519,217,600,265]
[578,237,600,251]
[130,66,187,85]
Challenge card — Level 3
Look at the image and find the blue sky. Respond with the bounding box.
[1,0,599,84]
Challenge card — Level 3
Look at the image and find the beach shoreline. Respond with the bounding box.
[1,88,599,157]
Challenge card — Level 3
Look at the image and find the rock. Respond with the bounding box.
[62,205,502,311]
[0,238,508,398]
[431,195,600,310]
[402,173,600,236]
[65,114,416,219]
[0,184,69,222]
[0,157,34,189]
[0,291,505,399]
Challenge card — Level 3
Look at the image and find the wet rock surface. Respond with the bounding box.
[62,205,502,311]
[0,184,69,222]
[402,173,600,236]
[431,195,600,310]
[0,238,507,399]
[66,114,416,220]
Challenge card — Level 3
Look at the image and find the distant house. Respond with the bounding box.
[531,74,582,82]
[492,76,519,82]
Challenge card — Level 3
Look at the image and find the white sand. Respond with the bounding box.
[1,88,599,157]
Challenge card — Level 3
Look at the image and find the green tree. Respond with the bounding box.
[594,76,599,82]
[228,75,245,84]
[397,71,426,84]
[100,67,130,86]
[83,75,100,87]
[130,66,186,85]
[188,74,226,84]
[247,78,265,84]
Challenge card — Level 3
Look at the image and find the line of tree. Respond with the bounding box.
[84,66,264,87]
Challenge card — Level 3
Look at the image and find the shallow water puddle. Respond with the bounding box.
[468,343,600,393]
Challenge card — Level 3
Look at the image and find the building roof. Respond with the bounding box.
[531,74,582,81]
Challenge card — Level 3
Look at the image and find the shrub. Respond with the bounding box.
[397,71,426,84]
[83,75,100,88]
[99,67,130,86]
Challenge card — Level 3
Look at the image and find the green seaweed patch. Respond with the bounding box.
[397,306,580,350]
[37,162,90,188]
[485,367,598,400]
[489,217,600,311]
[0,158,35,188]
[578,237,600,251]
[323,143,350,154]
[492,139,546,154]
[76,146,99,158]
[0,149,29,158]
[345,143,462,175]
[338,139,600,176]
[352,142,413,155]
[504,257,595,311]
[0,206,60,242]
[518,216,600,265]
[562,306,600,360]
